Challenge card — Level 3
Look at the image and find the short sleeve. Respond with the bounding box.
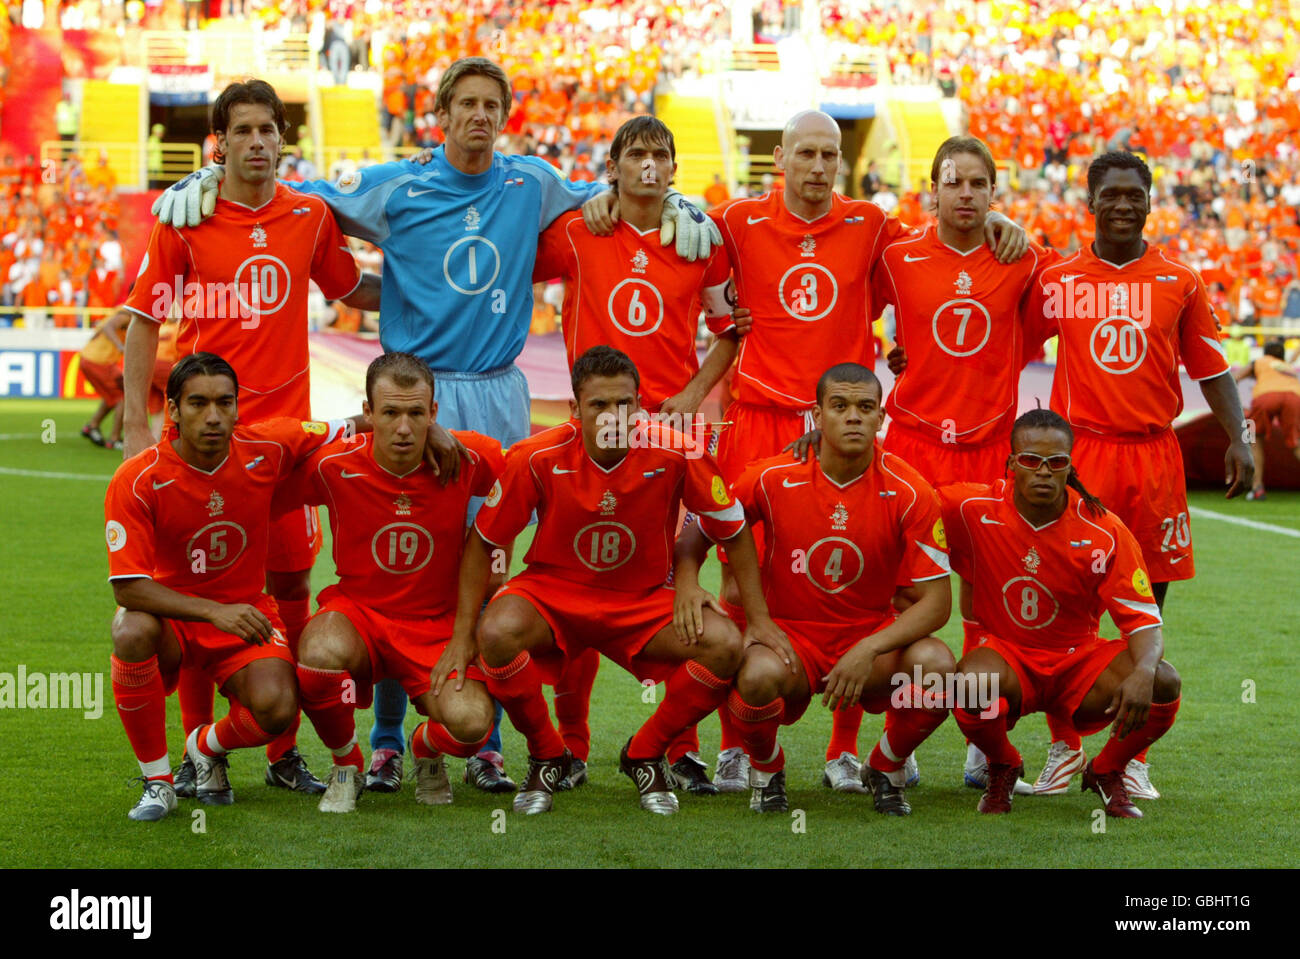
[474,444,541,547]
[104,461,158,581]
[310,207,362,300]
[123,222,189,322]
[681,446,745,542]
[1178,273,1231,381]
[1100,521,1164,637]
[899,481,951,582]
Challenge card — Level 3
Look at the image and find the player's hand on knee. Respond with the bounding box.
[886,346,908,376]
[424,422,467,483]
[984,209,1027,263]
[151,165,225,229]
[1106,667,1155,738]
[821,645,876,711]
[208,602,274,645]
[430,636,474,696]
[582,190,619,236]
[660,190,723,261]
[782,429,821,463]
[744,616,797,674]
[674,583,724,645]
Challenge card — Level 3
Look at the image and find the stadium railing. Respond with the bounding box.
[41,140,201,189]
[0,306,117,331]
[132,29,313,73]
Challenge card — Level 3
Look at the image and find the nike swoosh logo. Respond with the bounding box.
[1169,555,1186,564]
[903,254,928,262]
[153,479,175,490]
[1060,274,1081,282]
[980,515,1004,525]
[117,703,148,712]
[340,470,366,479]
[552,466,576,474]
[1097,784,1111,805]
[746,216,769,224]
[782,478,809,487]
[407,186,437,197]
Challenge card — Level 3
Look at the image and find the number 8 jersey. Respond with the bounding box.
[938,480,1163,650]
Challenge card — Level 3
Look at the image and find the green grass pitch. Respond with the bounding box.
[1,399,1296,868]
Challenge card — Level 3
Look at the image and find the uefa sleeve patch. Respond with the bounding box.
[1132,568,1152,597]
[336,171,362,194]
[302,421,328,435]
[485,480,503,508]
[932,519,947,550]
[711,475,730,506]
[106,520,127,552]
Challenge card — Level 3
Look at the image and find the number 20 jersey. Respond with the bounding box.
[475,421,745,593]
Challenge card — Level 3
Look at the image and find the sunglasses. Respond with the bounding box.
[1011,452,1072,472]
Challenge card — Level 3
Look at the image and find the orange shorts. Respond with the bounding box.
[882,423,1008,486]
[167,592,293,689]
[494,569,677,683]
[1248,391,1300,449]
[315,586,484,704]
[80,358,123,406]
[717,401,814,483]
[775,614,894,723]
[969,629,1125,735]
[266,503,323,573]
[1071,429,1192,582]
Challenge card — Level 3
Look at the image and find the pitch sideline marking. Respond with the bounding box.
[0,466,111,482]
[1188,505,1300,539]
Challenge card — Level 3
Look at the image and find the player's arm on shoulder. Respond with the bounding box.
[111,577,274,645]
[425,420,470,484]
[983,208,1028,263]
[151,166,225,229]
[293,164,411,245]
[339,272,381,311]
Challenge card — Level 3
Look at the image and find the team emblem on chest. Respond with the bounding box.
[800,234,816,258]
[830,502,849,531]
[463,206,481,231]
[394,493,412,516]
[955,270,972,295]
[1022,546,1041,574]
[250,224,267,248]
[631,249,648,274]
[599,490,617,516]
[206,491,225,518]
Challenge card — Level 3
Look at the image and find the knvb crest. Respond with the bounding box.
[631,249,649,274]
[1110,284,1129,316]
[394,493,412,516]
[207,490,225,518]
[800,234,817,258]
[831,502,849,531]
[1022,546,1041,574]
[956,270,972,295]
[250,224,268,248]
[463,205,481,231]
[599,490,617,516]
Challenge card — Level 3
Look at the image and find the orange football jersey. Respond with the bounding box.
[1024,244,1230,436]
[711,190,910,409]
[475,421,744,593]
[731,451,950,626]
[938,480,1163,650]
[105,418,347,604]
[533,212,734,410]
[124,184,361,422]
[294,431,503,618]
[875,230,1059,446]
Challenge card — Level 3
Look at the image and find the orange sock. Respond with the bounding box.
[953,697,1021,767]
[1046,712,1082,750]
[717,703,744,751]
[1092,699,1179,775]
[296,665,356,752]
[726,688,784,772]
[553,648,599,761]
[666,725,701,764]
[825,703,864,760]
[412,719,491,760]
[112,655,172,781]
[481,651,565,759]
[197,700,274,754]
[867,684,947,772]
[628,660,730,760]
[177,665,214,736]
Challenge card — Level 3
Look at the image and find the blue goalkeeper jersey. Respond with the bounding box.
[294,148,606,372]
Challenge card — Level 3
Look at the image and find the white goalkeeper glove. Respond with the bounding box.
[150,165,226,229]
[660,189,723,262]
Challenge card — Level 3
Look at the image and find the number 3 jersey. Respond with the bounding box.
[937,480,1163,650]
[104,418,348,604]
[475,421,745,593]
[731,450,950,627]
[291,431,503,618]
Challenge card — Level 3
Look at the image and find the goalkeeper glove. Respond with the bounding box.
[659,189,723,262]
[150,165,226,229]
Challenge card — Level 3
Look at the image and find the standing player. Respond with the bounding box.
[106,353,362,820]
[531,115,742,793]
[119,79,375,796]
[154,58,721,793]
[1234,338,1300,500]
[291,352,503,812]
[942,409,1181,818]
[454,346,769,815]
[1022,152,1250,799]
[704,111,1025,792]
[675,363,954,815]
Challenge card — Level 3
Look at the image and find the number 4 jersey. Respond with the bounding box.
[475,420,745,593]
[938,480,1163,650]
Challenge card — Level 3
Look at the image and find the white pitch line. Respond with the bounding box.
[0,466,110,482]
[0,433,38,440]
[1189,506,1300,539]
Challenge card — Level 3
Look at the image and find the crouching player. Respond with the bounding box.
[291,352,503,812]
[106,353,363,820]
[454,346,766,815]
[677,363,953,815]
[942,409,1181,818]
